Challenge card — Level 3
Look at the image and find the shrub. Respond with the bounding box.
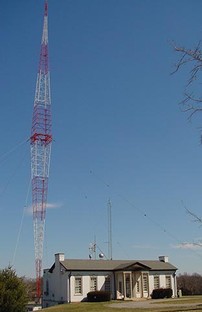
[87,291,111,302]
[151,288,172,299]
[0,267,28,312]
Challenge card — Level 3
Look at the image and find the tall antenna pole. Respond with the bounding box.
[108,199,112,260]
[30,0,52,300]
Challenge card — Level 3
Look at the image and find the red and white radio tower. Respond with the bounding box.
[30,0,52,299]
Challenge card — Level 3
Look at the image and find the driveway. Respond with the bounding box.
[109,299,202,309]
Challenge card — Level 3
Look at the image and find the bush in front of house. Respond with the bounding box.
[87,291,111,302]
[151,288,173,299]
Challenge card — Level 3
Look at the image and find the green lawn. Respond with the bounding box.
[42,296,202,312]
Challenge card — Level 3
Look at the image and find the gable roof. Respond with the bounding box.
[59,259,177,272]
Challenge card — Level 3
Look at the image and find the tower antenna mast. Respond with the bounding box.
[30,0,52,300]
[108,199,112,260]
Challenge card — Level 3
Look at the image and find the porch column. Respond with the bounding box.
[123,272,126,298]
[146,273,150,298]
[141,272,143,298]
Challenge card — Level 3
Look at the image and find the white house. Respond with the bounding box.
[42,253,177,308]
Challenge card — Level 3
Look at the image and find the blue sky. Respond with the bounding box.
[1,0,202,278]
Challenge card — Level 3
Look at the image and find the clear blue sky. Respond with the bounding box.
[1,0,202,278]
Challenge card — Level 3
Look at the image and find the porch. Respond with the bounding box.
[115,271,150,300]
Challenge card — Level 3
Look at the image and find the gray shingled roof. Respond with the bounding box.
[60,259,177,272]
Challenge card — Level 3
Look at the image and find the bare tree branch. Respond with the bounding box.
[172,41,202,121]
[185,207,202,225]
[171,41,202,75]
[184,92,202,103]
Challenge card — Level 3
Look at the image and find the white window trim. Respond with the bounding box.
[165,275,171,288]
[143,273,148,292]
[90,276,97,291]
[154,275,160,289]
[74,276,83,295]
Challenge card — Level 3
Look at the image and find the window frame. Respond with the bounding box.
[90,275,97,291]
[165,275,171,288]
[153,275,160,289]
[74,276,83,295]
[143,274,148,292]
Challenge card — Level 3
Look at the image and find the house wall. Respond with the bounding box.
[43,269,115,306]
[70,271,114,302]
[148,271,177,297]
[43,254,69,308]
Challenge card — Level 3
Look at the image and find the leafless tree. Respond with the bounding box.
[177,273,202,295]
[173,44,202,226]
[172,41,202,122]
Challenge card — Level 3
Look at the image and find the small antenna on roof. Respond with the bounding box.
[89,236,96,259]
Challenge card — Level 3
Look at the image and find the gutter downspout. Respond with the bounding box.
[68,272,71,303]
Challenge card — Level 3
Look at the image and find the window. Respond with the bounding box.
[104,276,111,292]
[154,276,160,289]
[166,275,171,288]
[136,280,140,293]
[143,274,148,292]
[90,276,97,291]
[75,277,82,295]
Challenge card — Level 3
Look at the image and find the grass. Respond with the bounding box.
[42,296,202,312]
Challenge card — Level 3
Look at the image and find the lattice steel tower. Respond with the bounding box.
[30,0,52,299]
